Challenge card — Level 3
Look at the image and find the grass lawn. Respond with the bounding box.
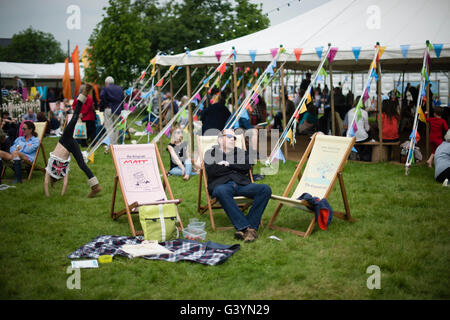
[0,120,449,300]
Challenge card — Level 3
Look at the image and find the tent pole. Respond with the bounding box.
[233,63,238,113]
[158,66,162,153]
[205,67,209,109]
[329,61,335,136]
[169,71,174,119]
[186,65,194,157]
[426,64,430,159]
[280,66,288,157]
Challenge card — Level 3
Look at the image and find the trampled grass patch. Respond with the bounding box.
[0,124,449,299]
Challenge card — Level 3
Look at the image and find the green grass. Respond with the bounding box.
[0,121,449,300]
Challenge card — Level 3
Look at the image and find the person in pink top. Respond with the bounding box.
[72,84,96,146]
[426,107,449,168]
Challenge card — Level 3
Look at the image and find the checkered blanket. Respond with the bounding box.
[68,235,240,266]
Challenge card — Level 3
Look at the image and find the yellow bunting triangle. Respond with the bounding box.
[299,102,307,114]
[169,64,176,72]
[378,46,386,59]
[418,105,426,122]
[88,152,95,163]
[306,93,312,104]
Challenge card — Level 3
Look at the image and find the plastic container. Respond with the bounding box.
[188,219,206,231]
[182,226,207,241]
[98,255,113,264]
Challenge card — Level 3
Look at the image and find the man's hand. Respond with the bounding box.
[218,161,229,167]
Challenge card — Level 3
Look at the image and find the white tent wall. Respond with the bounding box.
[156,0,450,72]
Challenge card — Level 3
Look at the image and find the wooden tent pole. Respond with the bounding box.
[280,66,288,157]
[233,63,238,113]
[186,65,194,157]
[377,55,383,145]
[426,64,430,159]
[169,71,174,119]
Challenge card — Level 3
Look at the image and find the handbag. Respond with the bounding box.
[73,119,87,139]
[139,204,179,242]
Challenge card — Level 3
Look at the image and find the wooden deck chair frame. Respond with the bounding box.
[110,143,183,236]
[267,133,356,238]
[1,121,47,181]
[196,134,255,231]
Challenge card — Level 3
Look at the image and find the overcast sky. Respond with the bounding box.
[0,0,330,55]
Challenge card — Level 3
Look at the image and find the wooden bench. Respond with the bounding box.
[355,141,400,162]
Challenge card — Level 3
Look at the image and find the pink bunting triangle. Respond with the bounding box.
[327,47,338,63]
[215,50,223,62]
[129,105,137,112]
[124,103,129,110]
[146,122,153,134]
[194,93,201,101]
[270,48,278,58]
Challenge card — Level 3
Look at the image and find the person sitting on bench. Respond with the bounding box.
[204,128,272,242]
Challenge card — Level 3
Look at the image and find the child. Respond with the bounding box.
[426,107,449,168]
[44,84,101,197]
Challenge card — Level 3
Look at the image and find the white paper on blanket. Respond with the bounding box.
[71,260,99,269]
[120,240,173,258]
[113,144,167,204]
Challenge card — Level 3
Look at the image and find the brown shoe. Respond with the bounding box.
[244,228,258,243]
[88,184,102,198]
[234,230,245,240]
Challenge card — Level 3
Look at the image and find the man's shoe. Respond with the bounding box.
[234,230,245,240]
[244,228,258,243]
[252,174,265,181]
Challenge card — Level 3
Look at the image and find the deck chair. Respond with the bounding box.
[1,121,47,181]
[110,143,183,236]
[196,134,255,231]
[267,133,356,237]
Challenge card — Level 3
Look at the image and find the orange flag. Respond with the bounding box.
[156,78,164,87]
[71,45,82,96]
[62,57,72,100]
[294,48,303,63]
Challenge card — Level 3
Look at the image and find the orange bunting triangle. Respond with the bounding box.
[155,78,164,87]
[218,63,226,76]
[294,48,303,63]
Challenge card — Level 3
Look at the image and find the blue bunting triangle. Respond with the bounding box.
[249,50,257,64]
[352,47,361,61]
[433,43,443,58]
[400,45,410,59]
[315,46,324,60]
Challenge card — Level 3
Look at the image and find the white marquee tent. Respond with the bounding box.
[0,61,84,79]
[156,0,450,71]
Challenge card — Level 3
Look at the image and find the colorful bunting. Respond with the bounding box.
[370,69,379,81]
[140,71,146,80]
[145,122,153,134]
[286,129,293,145]
[249,50,257,64]
[270,48,278,58]
[315,46,324,60]
[215,50,223,62]
[155,78,164,87]
[88,152,95,163]
[169,64,176,72]
[433,44,443,58]
[352,47,361,61]
[400,45,410,59]
[218,63,226,76]
[327,47,338,63]
[293,48,303,63]
[427,42,434,52]
[417,105,426,122]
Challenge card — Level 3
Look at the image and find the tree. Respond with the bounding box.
[86,0,270,87]
[0,27,66,63]
[85,0,152,85]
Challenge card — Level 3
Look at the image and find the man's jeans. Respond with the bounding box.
[212,181,272,231]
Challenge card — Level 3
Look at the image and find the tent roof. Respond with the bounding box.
[0,61,84,79]
[156,0,450,71]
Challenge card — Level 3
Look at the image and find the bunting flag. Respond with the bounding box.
[427,42,434,52]
[254,67,260,77]
[232,48,237,61]
[71,45,82,96]
[352,47,361,61]
[193,93,201,101]
[218,63,227,76]
[352,121,358,134]
[370,60,377,70]
[327,47,338,63]
[426,52,432,68]
[270,48,278,58]
[244,67,250,74]
[286,128,293,145]
[215,50,223,62]
[123,103,129,111]
[417,105,426,122]
[370,69,379,81]
[129,105,137,113]
[196,51,204,56]
[319,66,328,78]
[376,46,386,62]
[294,48,303,63]
[62,57,72,100]
[433,44,443,58]
[421,67,430,82]
[88,152,95,163]
[193,114,198,121]
[169,64,176,72]
[164,126,171,138]
[145,122,153,134]
[155,78,164,87]
[362,90,370,103]
[400,45,410,58]
[151,65,156,77]
[249,50,257,64]
[299,102,307,114]
[356,107,362,121]
[140,71,146,80]
[266,64,274,77]
[272,148,285,164]
[306,93,312,104]
[315,46,324,60]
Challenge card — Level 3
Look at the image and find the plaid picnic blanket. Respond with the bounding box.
[68,235,240,266]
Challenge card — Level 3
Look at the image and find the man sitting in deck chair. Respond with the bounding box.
[204,128,272,242]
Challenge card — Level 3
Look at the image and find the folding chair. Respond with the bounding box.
[1,121,47,181]
[110,143,183,236]
[196,134,255,231]
[267,133,356,237]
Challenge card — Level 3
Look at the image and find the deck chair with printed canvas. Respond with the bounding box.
[267,133,356,238]
[1,121,47,181]
[196,134,255,231]
[110,143,183,236]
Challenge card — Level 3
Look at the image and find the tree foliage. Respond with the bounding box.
[86,0,270,86]
[0,27,66,64]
